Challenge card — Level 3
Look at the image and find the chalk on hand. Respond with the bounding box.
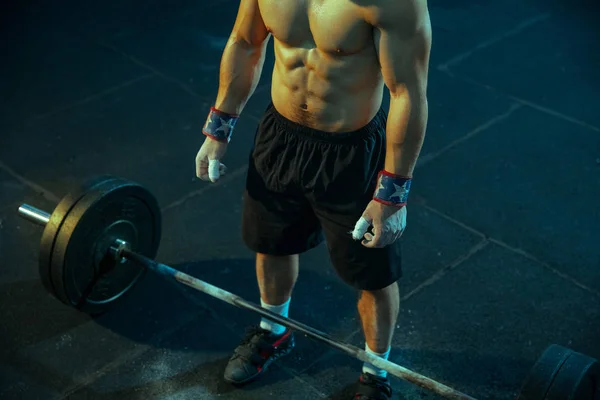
[208,159,221,182]
[352,217,371,240]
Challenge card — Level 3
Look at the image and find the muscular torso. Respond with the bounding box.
[259,0,384,132]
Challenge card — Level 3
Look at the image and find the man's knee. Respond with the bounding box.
[256,252,299,264]
[359,281,399,301]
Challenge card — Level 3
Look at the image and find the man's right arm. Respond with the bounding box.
[213,0,271,115]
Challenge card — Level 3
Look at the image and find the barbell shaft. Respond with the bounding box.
[123,250,477,400]
[18,203,478,400]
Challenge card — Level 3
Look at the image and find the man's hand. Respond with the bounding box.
[195,136,228,182]
[352,201,407,248]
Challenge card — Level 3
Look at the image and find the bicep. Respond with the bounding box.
[373,1,431,97]
[230,0,270,47]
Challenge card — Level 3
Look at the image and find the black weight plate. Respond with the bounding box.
[518,344,573,400]
[546,350,599,400]
[50,176,161,314]
[39,175,122,302]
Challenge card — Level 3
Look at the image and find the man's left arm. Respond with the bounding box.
[374,0,432,178]
[352,1,431,247]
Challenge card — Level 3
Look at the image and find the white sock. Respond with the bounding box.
[259,297,291,336]
[362,343,391,378]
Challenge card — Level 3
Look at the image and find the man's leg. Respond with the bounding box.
[293,105,397,396]
[256,253,299,334]
[224,187,321,385]
[357,282,400,377]
[224,104,324,385]
[318,220,401,399]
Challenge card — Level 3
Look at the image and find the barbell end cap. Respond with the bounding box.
[108,239,131,264]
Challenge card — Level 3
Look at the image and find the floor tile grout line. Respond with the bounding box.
[280,369,329,399]
[280,211,599,379]
[418,202,487,239]
[4,125,256,220]
[102,0,239,43]
[2,70,263,217]
[0,160,60,203]
[401,239,490,302]
[96,38,271,117]
[32,74,154,123]
[96,39,202,99]
[416,103,521,169]
[489,237,600,298]
[95,39,271,106]
[157,115,262,212]
[296,240,491,376]
[295,325,365,376]
[437,13,551,71]
[419,202,600,298]
[441,70,600,133]
[299,234,581,380]
[160,166,249,213]
[58,311,204,399]
[1,74,154,134]
[510,96,600,133]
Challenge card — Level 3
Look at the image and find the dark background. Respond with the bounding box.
[1,1,599,399]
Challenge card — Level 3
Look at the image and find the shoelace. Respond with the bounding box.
[239,326,269,345]
[231,326,273,361]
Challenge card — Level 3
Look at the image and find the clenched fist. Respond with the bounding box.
[195,136,228,182]
[352,201,407,248]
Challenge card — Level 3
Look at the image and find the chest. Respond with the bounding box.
[259,0,373,54]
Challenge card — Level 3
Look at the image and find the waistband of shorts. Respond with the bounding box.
[265,102,385,144]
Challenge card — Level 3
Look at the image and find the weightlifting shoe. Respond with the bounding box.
[224,325,295,385]
[353,372,392,400]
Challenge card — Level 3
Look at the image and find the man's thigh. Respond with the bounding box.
[241,183,324,256]
[316,206,403,291]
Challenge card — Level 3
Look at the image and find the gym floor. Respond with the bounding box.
[1,1,599,399]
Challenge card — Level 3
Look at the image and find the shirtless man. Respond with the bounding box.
[195,0,431,398]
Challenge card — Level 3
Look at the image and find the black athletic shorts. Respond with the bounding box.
[241,102,402,291]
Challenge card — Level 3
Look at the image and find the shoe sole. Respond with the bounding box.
[223,345,294,386]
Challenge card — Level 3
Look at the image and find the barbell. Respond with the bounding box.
[15,175,599,400]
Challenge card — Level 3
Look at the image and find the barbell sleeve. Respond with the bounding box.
[18,204,51,227]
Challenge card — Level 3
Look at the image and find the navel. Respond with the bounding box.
[300,103,308,110]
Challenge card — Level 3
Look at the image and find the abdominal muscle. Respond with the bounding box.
[269,39,385,133]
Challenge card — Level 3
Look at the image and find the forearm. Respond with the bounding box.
[213,36,270,115]
[383,90,428,177]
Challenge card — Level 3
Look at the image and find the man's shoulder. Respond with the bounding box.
[361,0,428,28]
